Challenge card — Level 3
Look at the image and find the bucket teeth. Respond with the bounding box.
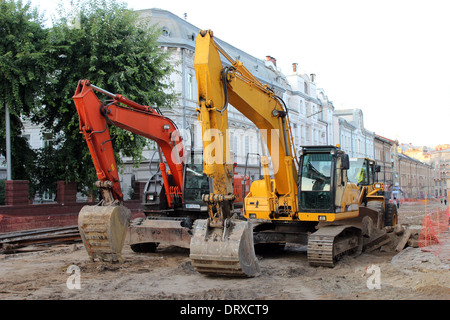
[78,204,131,262]
[189,219,260,277]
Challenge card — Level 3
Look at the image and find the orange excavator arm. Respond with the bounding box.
[73,80,185,262]
[73,79,184,207]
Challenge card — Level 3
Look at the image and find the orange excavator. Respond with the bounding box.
[73,79,185,262]
[73,80,250,261]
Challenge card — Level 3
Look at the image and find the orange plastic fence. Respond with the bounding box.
[419,207,449,248]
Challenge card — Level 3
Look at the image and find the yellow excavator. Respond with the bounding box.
[190,30,392,275]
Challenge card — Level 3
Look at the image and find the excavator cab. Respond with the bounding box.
[299,150,334,211]
[142,149,208,214]
[297,146,365,267]
[298,145,358,221]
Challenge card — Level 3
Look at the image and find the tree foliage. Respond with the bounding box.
[0,0,49,114]
[32,0,176,195]
[0,0,49,184]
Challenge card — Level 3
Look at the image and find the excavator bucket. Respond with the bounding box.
[189,219,260,277]
[78,204,131,262]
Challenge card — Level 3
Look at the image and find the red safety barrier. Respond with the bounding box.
[419,207,449,249]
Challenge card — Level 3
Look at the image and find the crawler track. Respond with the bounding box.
[307,225,362,267]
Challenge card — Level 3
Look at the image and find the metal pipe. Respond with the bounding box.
[214,39,236,64]
[90,84,117,99]
[5,103,11,180]
[281,118,290,157]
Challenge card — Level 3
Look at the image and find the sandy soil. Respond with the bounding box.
[0,201,448,301]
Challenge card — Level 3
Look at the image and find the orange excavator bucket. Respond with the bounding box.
[78,204,131,262]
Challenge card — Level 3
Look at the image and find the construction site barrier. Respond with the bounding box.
[400,199,428,205]
[418,207,449,249]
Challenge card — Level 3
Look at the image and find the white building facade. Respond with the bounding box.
[131,9,341,188]
[333,108,375,159]
[14,8,380,200]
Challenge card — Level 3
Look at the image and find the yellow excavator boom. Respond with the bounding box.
[189,30,260,277]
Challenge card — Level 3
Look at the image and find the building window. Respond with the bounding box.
[245,136,249,155]
[229,132,234,153]
[293,124,298,145]
[301,125,305,144]
[162,27,170,37]
[187,73,194,100]
[43,132,54,147]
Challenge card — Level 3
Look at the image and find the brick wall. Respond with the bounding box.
[0,180,145,233]
[56,181,77,204]
[5,180,30,205]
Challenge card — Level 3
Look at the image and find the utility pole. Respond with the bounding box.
[5,103,12,180]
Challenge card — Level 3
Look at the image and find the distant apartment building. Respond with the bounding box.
[398,144,449,199]
[430,145,450,199]
[374,134,396,189]
[397,152,434,199]
[333,108,374,159]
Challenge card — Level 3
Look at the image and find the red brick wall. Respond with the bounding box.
[0,200,145,233]
[5,180,30,205]
[56,181,77,204]
[0,180,145,233]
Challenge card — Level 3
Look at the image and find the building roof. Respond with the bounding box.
[137,8,288,93]
[334,108,374,136]
[375,134,397,143]
[398,153,432,167]
[375,134,395,145]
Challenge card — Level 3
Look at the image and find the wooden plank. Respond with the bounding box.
[395,228,413,252]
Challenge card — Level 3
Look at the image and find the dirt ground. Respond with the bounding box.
[0,201,449,301]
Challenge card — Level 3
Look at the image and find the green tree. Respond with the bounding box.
[0,0,49,188]
[33,0,176,196]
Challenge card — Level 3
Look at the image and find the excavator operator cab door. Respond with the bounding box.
[182,150,209,213]
[298,146,337,214]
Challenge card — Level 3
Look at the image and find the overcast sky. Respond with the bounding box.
[32,0,450,147]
